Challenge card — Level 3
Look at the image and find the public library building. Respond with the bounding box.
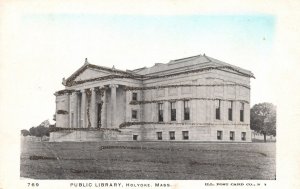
[50,54,254,142]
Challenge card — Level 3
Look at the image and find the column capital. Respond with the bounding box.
[73,90,80,94]
[109,84,119,88]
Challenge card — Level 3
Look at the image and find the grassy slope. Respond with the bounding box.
[20,141,275,180]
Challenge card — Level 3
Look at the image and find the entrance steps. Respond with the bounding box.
[49,129,132,142]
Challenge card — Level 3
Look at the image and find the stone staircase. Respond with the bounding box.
[49,129,132,142]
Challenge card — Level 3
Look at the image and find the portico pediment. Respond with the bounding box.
[74,68,111,82]
[64,63,135,87]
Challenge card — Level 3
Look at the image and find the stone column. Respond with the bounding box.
[91,88,97,128]
[75,92,80,128]
[68,94,72,128]
[101,88,107,128]
[152,103,157,122]
[81,89,86,128]
[70,92,79,128]
[110,84,118,128]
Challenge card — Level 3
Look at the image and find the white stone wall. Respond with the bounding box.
[119,124,251,142]
[55,95,70,128]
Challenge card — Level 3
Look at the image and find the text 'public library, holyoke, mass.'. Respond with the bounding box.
[51,54,254,142]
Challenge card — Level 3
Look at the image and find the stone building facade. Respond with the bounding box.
[51,54,254,142]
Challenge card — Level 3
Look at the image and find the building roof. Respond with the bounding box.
[63,54,254,87]
[131,54,254,78]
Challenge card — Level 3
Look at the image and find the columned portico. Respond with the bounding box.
[110,84,118,128]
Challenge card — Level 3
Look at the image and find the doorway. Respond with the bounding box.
[97,103,102,128]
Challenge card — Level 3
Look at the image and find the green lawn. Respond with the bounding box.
[20,141,275,180]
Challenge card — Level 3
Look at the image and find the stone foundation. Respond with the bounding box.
[49,124,251,142]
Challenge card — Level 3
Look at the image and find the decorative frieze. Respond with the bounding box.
[124,83,250,91]
[119,121,250,129]
[129,98,249,105]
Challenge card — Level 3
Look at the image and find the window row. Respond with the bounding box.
[217,131,247,141]
[131,100,245,122]
[216,100,244,122]
[132,131,246,141]
[156,131,189,140]
[158,101,190,122]
[132,131,188,141]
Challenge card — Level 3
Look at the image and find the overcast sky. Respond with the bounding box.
[0,1,299,131]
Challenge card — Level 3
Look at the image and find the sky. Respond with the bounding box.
[1,11,276,129]
[0,1,298,132]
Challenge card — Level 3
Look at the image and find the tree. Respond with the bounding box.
[28,120,51,140]
[21,129,30,136]
[250,102,276,142]
[29,127,37,136]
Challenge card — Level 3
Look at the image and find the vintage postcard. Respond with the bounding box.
[1,0,300,189]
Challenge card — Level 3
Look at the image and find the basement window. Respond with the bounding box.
[182,131,189,140]
[169,131,175,140]
[217,131,223,140]
[241,132,246,141]
[157,132,162,140]
[230,131,235,141]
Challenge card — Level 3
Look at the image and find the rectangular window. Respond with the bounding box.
[217,131,223,140]
[230,131,235,141]
[132,110,137,119]
[170,102,176,121]
[169,131,175,140]
[71,113,74,127]
[228,101,233,121]
[133,135,138,140]
[157,132,162,140]
[216,100,221,120]
[158,103,163,122]
[241,132,246,141]
[184,101,190,120]
[240,102,244,122]
[132,92,137,101]
[182,131,189,140]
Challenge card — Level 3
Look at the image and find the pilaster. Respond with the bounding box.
[177,101,183,123]
[125,90,131,122]
[163,101,169,122]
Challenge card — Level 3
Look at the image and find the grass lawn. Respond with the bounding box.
[20,141,275,180]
